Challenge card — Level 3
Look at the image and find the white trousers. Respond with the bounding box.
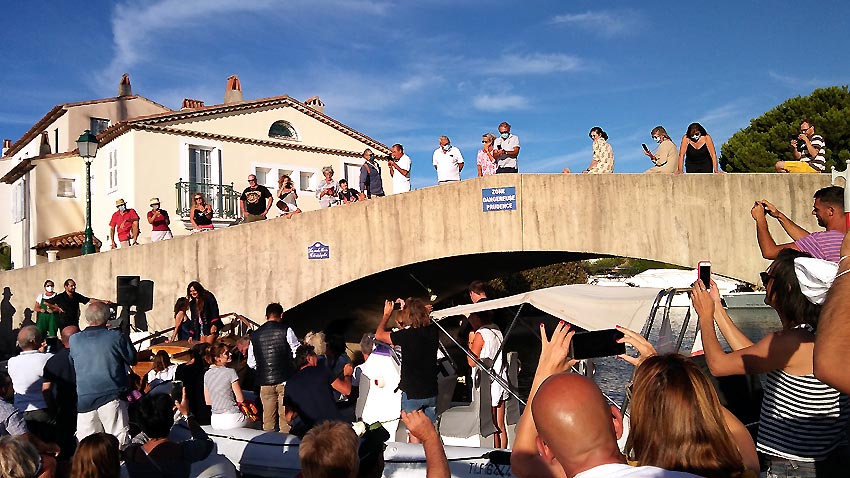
[76,399,130,447]
[210,412,247,430]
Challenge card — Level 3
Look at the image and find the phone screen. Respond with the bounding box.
[170,380,184,402]
[569,329,626,360]
[699,262,711,289]
[45,336,58,353]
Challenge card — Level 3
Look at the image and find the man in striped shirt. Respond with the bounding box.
[753,186,846,262]
[775,120,827,173]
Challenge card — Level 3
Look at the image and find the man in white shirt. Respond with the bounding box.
[7,326,54,444]
[432,136,464,184]
[493,122,520,173]
[388,143,411,194]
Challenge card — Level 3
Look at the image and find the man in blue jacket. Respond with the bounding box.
[70,302,136,446]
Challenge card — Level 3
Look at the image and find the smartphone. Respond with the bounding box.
[45,336,58,353]
[496,144,502,150]
[642,143,650,153]
[698,261,711,289]
[569,328,626,360]
[170,380,184,402]
[392,301,402,311]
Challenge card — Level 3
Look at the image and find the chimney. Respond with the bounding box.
[304,96,325,114]
[224,75,243,104]
[39,131,52,156]
[2,139,11,156]
[181,98,205,109]
[118,73,132,97]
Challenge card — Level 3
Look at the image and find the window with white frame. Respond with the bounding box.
[12,182,25,223]
[254,167,272,188]
[57,178,76,198]
[188,147,212,185]
[299,171,315,192]
[108,149,119,191]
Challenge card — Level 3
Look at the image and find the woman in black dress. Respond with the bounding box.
[676,122,722,174]
[189,193,214,230]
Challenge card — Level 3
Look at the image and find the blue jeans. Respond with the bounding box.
[401,391,437,423]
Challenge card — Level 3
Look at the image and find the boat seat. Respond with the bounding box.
[438,360,496,440]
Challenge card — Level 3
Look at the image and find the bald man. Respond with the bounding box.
[532,374,700,478]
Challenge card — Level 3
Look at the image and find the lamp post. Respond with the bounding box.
[76,130,99,255]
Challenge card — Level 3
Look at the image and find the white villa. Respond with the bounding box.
[0,74,393,268]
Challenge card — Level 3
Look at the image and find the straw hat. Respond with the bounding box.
[115,198,126,207]
[149,197,160,206]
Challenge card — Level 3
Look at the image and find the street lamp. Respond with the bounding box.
[76,130,99,255]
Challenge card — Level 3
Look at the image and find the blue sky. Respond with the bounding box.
[2,1,849,189]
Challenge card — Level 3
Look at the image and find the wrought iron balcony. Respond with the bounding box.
[175,181,242,228]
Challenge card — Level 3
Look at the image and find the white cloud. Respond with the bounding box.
[551,10,641,38]
[472,94,530,112]
[477,53,585,75]
[767,71,832,89]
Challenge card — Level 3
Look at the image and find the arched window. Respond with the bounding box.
[269,120,298,140]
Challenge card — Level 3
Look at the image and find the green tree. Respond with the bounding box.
[720,86,850,172]
[0,236,10,270]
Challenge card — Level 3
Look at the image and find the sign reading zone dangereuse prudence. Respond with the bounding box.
[482,187,517,212]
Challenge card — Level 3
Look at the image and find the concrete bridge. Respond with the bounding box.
[0,173,832,338]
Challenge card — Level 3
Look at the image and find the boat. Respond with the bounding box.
[161,284,682,478]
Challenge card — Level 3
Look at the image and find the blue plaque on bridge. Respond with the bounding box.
[307,242,330,260]
[482,187,517,212]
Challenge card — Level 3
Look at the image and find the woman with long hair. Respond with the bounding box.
[189,193,214,230]
[204,342,248,430]
[375,297,439,443]
[187,281,221,344]
[627,354,754,477]
[467,311,509,448]
[71,433,120,478]
[692,248,850,477]
[145,350,178,393]
[170,297,191,342]
[676,122,721,174]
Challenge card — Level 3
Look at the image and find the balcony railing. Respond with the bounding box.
[175,181,241,220]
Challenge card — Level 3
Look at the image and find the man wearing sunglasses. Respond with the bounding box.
[240,175,273,223]
[775,120,826,173]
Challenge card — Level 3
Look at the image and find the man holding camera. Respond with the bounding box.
[493,122,520,174]
[388,143,411,194]
[775,120,826,173]
[752,186,846,262]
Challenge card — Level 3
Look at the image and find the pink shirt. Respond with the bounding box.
[477,149,497,176]
[795,230,844,262]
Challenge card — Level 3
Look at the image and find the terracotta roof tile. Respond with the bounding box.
[33,231,102,252]
[2,95,171,159]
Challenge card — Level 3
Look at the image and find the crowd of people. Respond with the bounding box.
[5,181,850,478]
[100,117,830,249]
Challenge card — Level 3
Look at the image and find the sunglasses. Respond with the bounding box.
[760,271,772,287]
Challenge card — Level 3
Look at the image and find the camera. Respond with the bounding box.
[392,301,402,310]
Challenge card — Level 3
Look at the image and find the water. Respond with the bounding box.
[593,305,779,405]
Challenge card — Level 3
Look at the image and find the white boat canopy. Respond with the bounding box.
[430,284,664,332]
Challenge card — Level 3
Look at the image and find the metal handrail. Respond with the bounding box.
[175,181,240,219]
